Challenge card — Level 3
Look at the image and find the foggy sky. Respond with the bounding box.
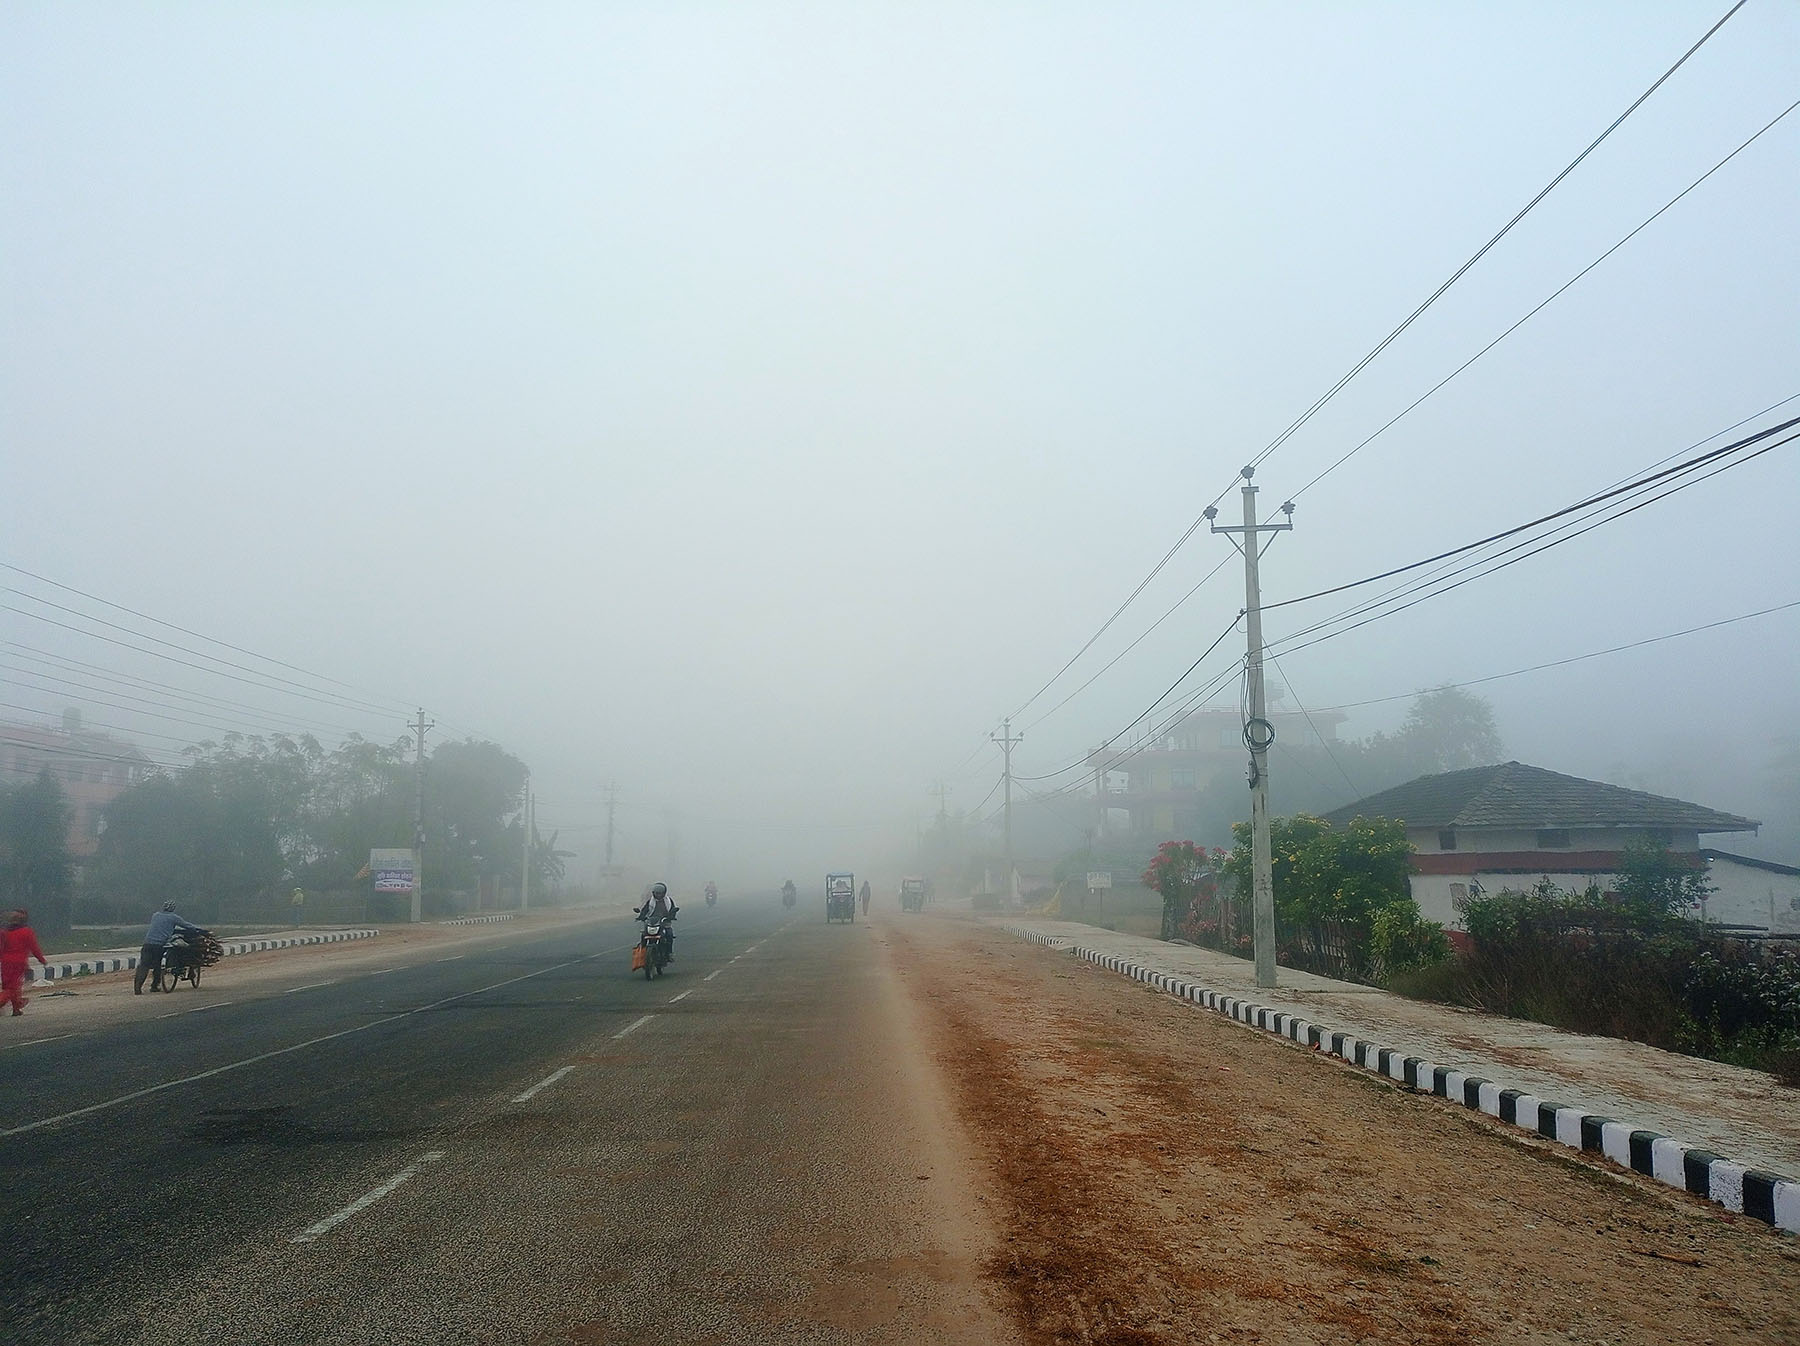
[4,2,1798,880]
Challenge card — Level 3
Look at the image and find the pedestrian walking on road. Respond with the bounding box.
[860,881,871,917]
[134,901,205,994]
[1,909,47,1016]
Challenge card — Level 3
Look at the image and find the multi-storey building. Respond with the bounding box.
[0,709,153,857]
[1086,705,1347,838]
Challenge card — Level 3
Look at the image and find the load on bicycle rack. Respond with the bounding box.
[825,872,856,924]
[155,930,224,991]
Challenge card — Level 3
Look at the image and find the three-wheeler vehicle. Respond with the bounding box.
[825,872,856,924]
[900,876,927,913]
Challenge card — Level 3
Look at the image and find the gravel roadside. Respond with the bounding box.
[884,914,1800,1346]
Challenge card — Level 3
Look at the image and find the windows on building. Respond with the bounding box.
[1437,829,1457,851]
[1171,768,1195,791]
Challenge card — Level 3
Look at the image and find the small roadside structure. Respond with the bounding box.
[1320,761,1759,928]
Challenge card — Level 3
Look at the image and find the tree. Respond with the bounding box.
[1394,686,1503,773]
[1224,813,1414,977]
[1141,841,1225,941]
[1614,838,1712,924]
[0,770,74,930]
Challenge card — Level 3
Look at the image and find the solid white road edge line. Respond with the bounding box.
[511,1065,576,1103]
[1,942,636,1138]
[613,1014,654,1040]
[668,990,692,1003]
[290,1151,447,1244]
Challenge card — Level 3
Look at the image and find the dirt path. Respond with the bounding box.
[883,915,1800,1346]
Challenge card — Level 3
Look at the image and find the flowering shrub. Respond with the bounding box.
[1141,840,1226,942]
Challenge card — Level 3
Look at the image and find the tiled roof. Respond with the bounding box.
[1320,761,1758,833]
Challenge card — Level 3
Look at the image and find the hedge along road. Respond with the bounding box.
[0,899,1010,1344]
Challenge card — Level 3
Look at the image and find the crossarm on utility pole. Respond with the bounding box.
[1205,468,1294,990]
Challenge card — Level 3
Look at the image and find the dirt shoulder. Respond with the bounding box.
[2,906,627,1043]
[885,914,1800,1346]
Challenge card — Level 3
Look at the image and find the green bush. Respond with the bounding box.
[1370,899,1450,973]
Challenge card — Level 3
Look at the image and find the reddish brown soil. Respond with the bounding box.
[884,916,1800,1346]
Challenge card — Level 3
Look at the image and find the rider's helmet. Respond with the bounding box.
[651,882,667,898]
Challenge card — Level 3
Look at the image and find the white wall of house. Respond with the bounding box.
[1410,870,1623,929]
[1702,855,1800,933]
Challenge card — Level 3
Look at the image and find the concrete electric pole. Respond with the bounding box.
[929,779,951,829]
[520,779,532,913]
[604,782,618,868]
[992,719,1023,908]
[1205,468,1293,989]
[410,708,434,924]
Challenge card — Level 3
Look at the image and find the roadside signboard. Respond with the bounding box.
[1086,871,1113,890]
[371,848,417,893]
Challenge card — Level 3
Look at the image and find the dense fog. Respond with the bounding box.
[4,3,1796,890]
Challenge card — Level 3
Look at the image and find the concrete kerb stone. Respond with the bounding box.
[436,913,518,927]
[28,928,380,986]
[1000,923,1800,1236]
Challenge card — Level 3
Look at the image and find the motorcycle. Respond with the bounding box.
[781,884,796,909]
[635,915,673,979]
[704,883,718,908]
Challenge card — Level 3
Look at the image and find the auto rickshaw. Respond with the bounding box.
[900,876,926,913]
[825,872,856,923]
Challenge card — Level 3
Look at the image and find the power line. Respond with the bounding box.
[1015,614,1244,783]
[1290,97,1800,499]
[1023,554,1235,732]
[0,561,416,713]
[1,602,412,720]
[0,641,378,739]
[1264,649,1360,797]
[1270,414,1799,616]
[990,4,1741,730]
[1306,598,1800,714]
[1268,428,1797,659]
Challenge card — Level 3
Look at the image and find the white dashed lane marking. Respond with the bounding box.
[291,1151,446,1244]
[668,990,692,1003]
[511,1065,576,1103]
[613,1015,655,1040]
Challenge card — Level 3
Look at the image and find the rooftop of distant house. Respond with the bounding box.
[1320,760,1759,834]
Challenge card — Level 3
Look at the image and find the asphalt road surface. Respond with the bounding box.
[0,902,1007,1345]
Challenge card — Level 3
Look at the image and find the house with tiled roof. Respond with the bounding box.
[1320,761,1760,928]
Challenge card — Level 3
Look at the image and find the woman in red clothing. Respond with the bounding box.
[1,909,48,1016]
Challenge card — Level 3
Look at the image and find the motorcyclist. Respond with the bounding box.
[635,881,677,962]
[781,879,797,907]
[704,881,718,906]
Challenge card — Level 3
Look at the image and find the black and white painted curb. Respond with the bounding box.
[1002,924,1800,1235]
[28,928,381,985]
[437,913,517,927]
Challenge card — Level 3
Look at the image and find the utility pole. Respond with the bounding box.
[520,778,532,913]
[604,782,618,867]
[992,719,1023,908]
[929,779,951,829]
[1205,468,1293,989]
[410,708,434,924]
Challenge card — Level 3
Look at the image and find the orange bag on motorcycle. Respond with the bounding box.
[631,945,647,971]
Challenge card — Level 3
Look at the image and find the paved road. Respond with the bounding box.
[0,901,1006,1344]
